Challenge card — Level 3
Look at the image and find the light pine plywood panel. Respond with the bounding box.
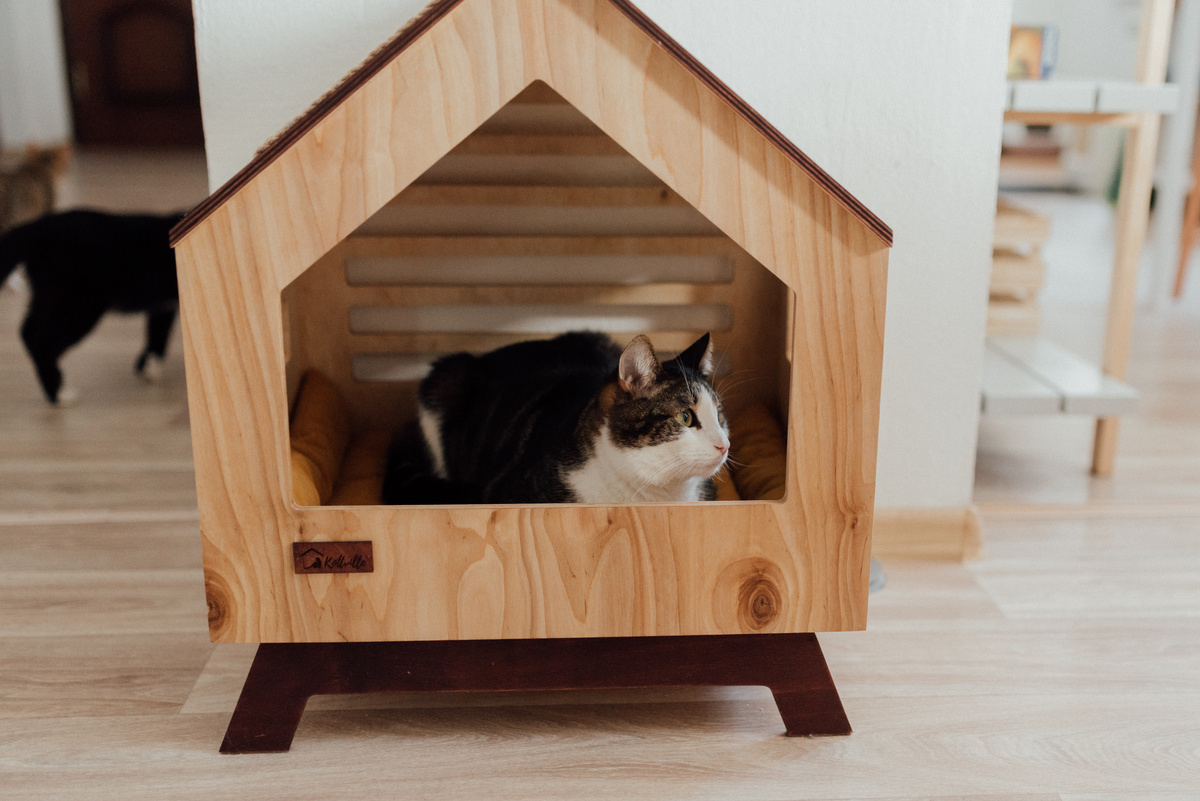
[174,0,888,643]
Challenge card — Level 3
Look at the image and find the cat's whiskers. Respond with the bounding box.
[647,450,723,494]
[714,370,762,401]
[627,452,696,498]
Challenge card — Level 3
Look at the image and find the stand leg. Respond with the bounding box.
[771,687,853,736]
[219,633,850,752]
[221,644,315,753]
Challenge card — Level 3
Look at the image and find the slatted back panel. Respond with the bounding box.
[281,83,791,432]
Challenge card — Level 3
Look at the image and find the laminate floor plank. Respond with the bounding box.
[1,695,1198,800]
[0,521,202,571]
[861,562,1007,626]
[0,471,198,514]
[821,617,1200,697]
[0,570,207,637]
[0,633,213,719]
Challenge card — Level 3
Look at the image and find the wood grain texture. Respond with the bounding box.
[173,0,889,643]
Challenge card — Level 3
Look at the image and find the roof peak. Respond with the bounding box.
[171,0,890,247]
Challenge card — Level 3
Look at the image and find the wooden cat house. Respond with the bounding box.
[170,0,890,752]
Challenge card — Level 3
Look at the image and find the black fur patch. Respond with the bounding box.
[0,209,184,403]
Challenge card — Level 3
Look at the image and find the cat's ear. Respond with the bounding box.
[675,333,715,378]
[618,335,663,397]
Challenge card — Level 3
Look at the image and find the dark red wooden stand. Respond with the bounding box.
[220,633,850,753]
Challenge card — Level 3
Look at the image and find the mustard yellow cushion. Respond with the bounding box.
[329,430,391,506]
[729,403,787,501]
[291,451,323,507]
[289,370,351,505]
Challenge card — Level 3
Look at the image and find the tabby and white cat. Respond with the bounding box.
[382,331,730,505]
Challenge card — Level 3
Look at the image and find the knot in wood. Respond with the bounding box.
[713,558,788,634]
[738,573,782,630]
[205,571,231,639]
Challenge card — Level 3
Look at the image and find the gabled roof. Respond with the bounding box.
[170,0,891,248]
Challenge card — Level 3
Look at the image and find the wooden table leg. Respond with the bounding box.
[219,633,851,753]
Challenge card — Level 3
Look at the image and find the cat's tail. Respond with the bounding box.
[0,216,39,287]
[381,420,474,504]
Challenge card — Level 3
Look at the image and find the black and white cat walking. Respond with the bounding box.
[383,331,730,505]
[0,209,184,404]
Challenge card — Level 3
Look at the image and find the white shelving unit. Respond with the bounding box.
[982,0,1177,476]
[1007,79,1179,117]
[982,337,1140,416]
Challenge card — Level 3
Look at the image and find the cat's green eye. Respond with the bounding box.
[676,410,694,427]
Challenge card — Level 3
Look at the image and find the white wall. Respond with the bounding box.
[194,0,431,189]
[194,0,1013,511]
[0,0,73,148]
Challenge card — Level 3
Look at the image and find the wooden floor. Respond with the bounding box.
[1,152,1198,799]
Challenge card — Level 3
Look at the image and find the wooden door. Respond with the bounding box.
[60,0,203,147]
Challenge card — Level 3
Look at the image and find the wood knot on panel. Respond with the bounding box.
[739,574,782,630]
[713,558,786,634]
[204,570,232,640]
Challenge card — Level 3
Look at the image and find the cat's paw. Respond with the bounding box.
[138,354,164,384]
[55,385,80,407]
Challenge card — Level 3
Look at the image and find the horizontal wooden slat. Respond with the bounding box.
[346,255,734,286]
[344,331,710,356]
[474,103,603,136]
[348,303,732,334]
[388,185,690,207]
[358,204,720,236]
[353,353,438,382]
[980,346,1061,415]
[367,185,717,237]
[450,134,626,157]
[989,336,1139,416]
[414,154,661,186]
[352,347,733,383]
[342,235,738,258]
[345,283,731,307]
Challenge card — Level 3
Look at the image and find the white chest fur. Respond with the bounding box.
[564,425,709,504]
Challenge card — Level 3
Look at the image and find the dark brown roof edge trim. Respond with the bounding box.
[605,0,891,247]
[172,0,891,248]
[169,0,465,246]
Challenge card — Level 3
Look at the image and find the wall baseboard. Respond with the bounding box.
[872,506,982,561]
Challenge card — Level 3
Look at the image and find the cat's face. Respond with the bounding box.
[605,334,730,488]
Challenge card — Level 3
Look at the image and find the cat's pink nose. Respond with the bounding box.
[715,444,729,455]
